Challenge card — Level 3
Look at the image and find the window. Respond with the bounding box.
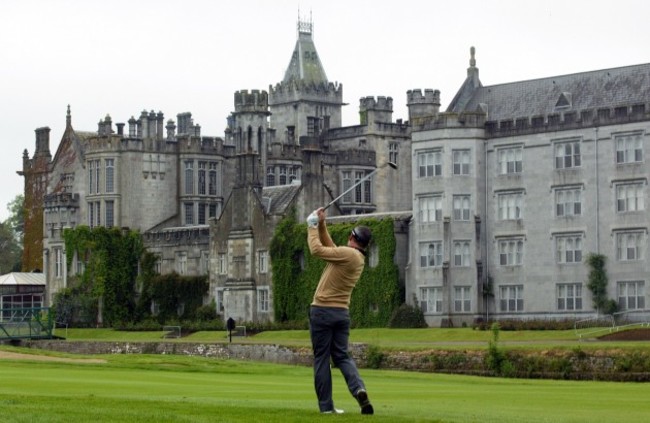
[556,234,583,264]
[54,248,63,278]
[88,160,95,194]
[454,286,471,312]
[184,203,194,225]
[176,252,187,275]
[279,166,287,185]
[257,288,270,312]
[105,200,114,228]
[94,160,101,194]
[616,183,645,212]
[557,283,583,310]
[616,133,643,164]
[266,166,275,186]
[499,238,523,266]
[209,162,218,195]
[616,232,644,261]
[105,159,114,193]
[218,253,227,275]
[216,289,225,312]
[307,116,319,136]
[419,195,442,223]
[184,160,194,194]
[355,171,364,203]
[453,240,470,266]
[198,161,206,195]
[555,187,582,217]
[342,171,352,203]
[420,241,443,268]
[618,281,645,310]
[209,203,218,219]
[554,141,581,169]
[452,149,471,175]
[417,150,442,178]
[289,167,298,184]
[498,191,523,220]
[420,287,443,313]
[95,201,101,227]
[88,202,94,228]
[154,255,162,274]
[453,195,471,221]
[497,147,522,174]
[389,142,398,164]
[198,203,206,224]
[499,285,524,312]
[258,250,268,274]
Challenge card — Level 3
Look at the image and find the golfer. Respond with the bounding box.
[306,207,374,415]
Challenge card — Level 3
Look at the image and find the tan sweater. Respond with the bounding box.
[308,223,365,309]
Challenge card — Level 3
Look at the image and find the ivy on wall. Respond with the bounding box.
[270,210,401,327]
[61,226,143,326]
[147,272,208,322]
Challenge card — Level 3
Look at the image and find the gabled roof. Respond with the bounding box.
[282,22,329,85]
[447,60,650,122]
[0,272,45,286]
[261,184,302,215]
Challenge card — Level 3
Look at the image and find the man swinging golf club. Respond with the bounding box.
[306,207,374,415]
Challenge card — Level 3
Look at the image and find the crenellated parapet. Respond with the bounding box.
[359,96,393,112]
[143,226,211,247]
[268,80,343,105]
[234,90,269,114]
[411,111,487,131]
[485,103,650,137]
[407,89,441,120]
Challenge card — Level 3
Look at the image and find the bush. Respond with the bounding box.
[388,303,428,328]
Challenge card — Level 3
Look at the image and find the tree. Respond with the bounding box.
[6,194,24,244]
[0,221,21,273]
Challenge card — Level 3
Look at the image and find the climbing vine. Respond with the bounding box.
[61,226,143,326]
[586,253,618,315]
[270,210,401,327]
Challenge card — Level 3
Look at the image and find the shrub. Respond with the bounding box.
[388,303,428,328]
[366,345,385,369]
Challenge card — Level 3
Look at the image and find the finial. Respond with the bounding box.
[66,104,71,127]
[470,46,476,67]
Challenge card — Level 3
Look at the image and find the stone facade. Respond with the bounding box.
[19,21,650,327]
[407,50,650,326]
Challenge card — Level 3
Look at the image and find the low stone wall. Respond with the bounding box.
[19,340,650,382]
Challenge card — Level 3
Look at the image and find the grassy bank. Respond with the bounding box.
[1,350,650,422]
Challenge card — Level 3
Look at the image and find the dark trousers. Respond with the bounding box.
[309,305,365,412]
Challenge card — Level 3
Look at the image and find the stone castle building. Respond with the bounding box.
[19,22,649,326]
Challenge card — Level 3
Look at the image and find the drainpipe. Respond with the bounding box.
[484,139,490,323]
[594,127,600,253]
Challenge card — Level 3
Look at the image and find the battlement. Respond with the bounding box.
[485,103,650,138]
[268,80,343,105]
[407,89,441,105]
[359,96,393,112]
[234,90,270,113]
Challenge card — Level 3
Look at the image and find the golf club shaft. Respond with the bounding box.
[323,162,394,211]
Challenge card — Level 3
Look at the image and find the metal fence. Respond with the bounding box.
[0,307,54,340]
[574,309,650,340]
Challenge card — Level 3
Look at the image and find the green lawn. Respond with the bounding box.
[1,350,649,422]
[58,327,648,350]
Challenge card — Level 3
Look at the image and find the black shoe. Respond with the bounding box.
[355,389,374,415]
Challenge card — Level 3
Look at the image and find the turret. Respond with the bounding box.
[407,89,441,121]
[359,96,393,125]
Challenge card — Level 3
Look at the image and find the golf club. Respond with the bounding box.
[323,161,397,210]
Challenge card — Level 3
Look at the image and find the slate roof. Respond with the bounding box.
[0,272,45,286]
[261,184,302,215]
[282,29,329,84]
[449,63,650,122]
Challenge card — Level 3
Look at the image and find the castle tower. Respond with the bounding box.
[268,17,343,142]
[18,120,54,272]
[406,89,441,122]
[359,96,394,126]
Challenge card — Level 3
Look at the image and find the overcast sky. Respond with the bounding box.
[2,0,649,221]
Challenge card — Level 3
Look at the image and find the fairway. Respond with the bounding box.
[1,351,650,422]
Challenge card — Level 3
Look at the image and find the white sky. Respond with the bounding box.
[2,0,649,221]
